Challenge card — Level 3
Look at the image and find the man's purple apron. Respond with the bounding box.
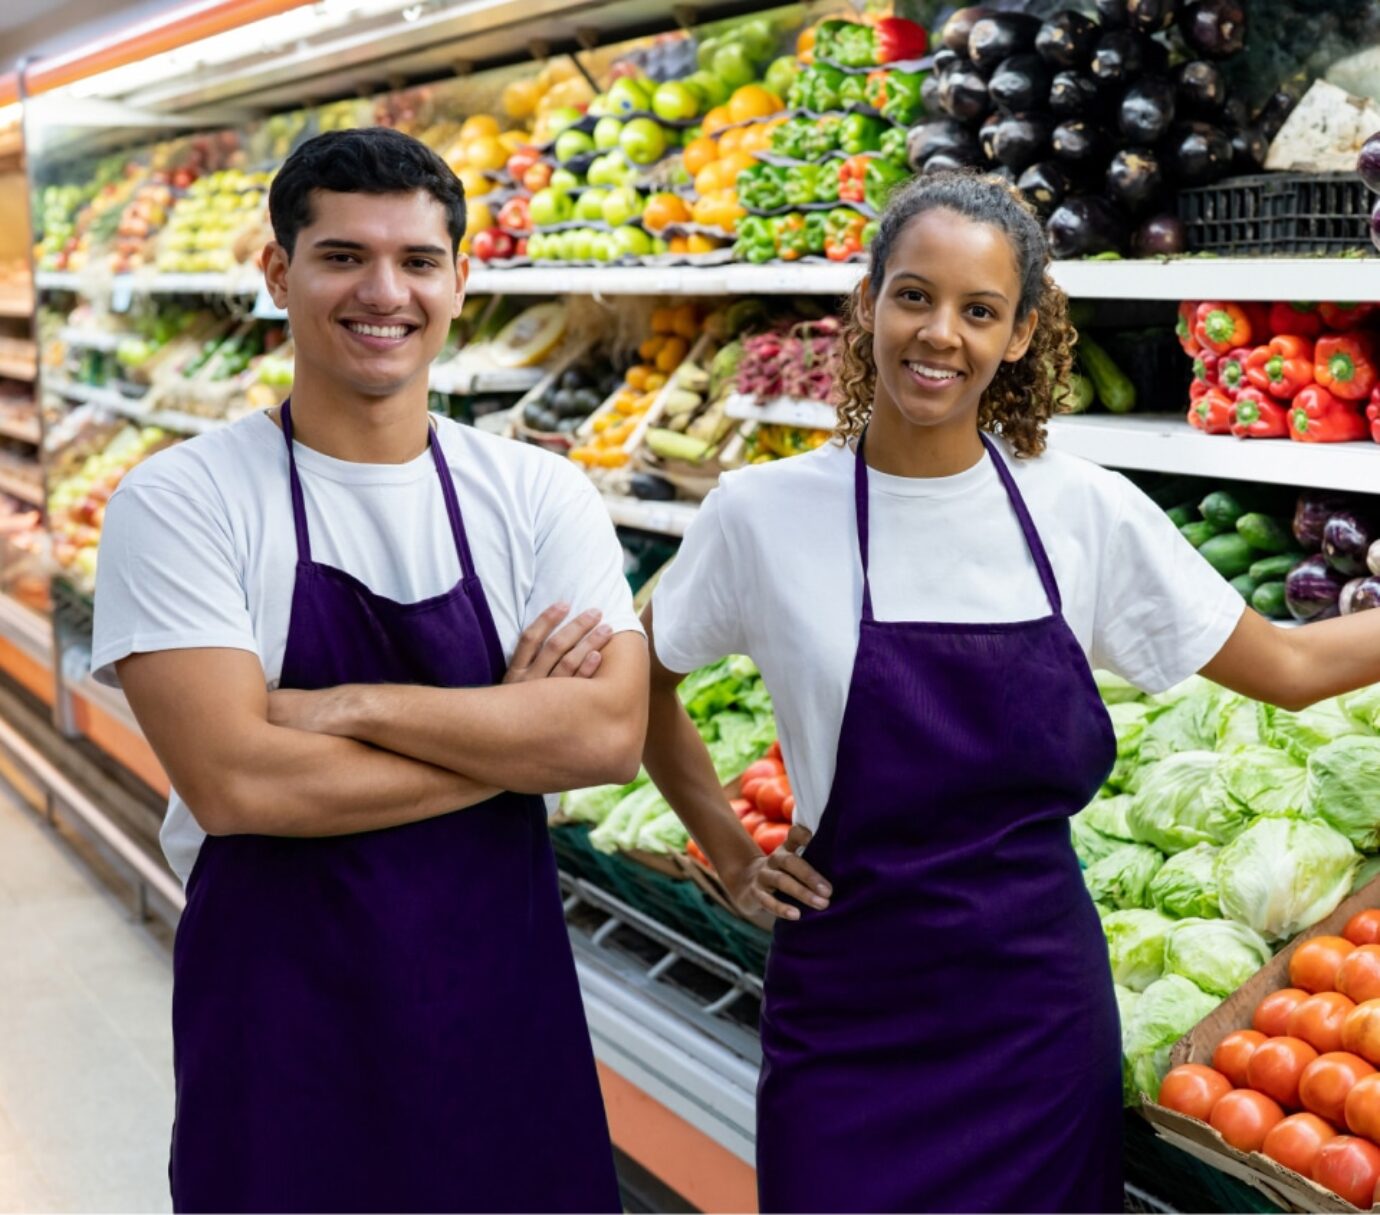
[169,401,620,1213]
[756,433,1123,1213]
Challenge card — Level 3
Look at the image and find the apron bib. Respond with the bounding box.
[169,402,619,1214]
[757,434,1122,1214]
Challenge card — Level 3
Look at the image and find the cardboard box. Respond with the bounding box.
[1142,876,1380,1212]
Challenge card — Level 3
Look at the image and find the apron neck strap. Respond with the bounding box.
[852,429,1064,622]
[280,400,313,563]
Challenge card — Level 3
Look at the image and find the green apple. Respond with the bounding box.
[554,129,596,164]
[568,228,595,261]
[696,36,720,71]
[611,226,654,259]
[683,71,729,108]
[601,186,644,227]
[549,168,581,192]
[526,232,547,259]
[587,93,611,118]
[586,152,625,187]
[544,231,570,261]
[652,81,701,122]
[619,117,668,166]
[590,233,615,263]
[576,188,610,222]
[607,76,653,116]
[765,55,798,100]
[712,44,757,90]
[593,116,624,151]
[652,237,669,255]
[546,106,584,134]
[528,188,573,227]
[735,18,775,62]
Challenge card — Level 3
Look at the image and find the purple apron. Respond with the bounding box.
[169,402,619,1214]
[756,433,1123,1213]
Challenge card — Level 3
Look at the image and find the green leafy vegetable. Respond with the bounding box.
[1306,736,1380,851]
[1084,843,1165,910]
[1164,918,1272,997]
[1259,699,1364,763]
[1219,745,1307,817]
[1128,752,1245,854]
[1122,975,1222,1104]
[1149,844,1222,920]
[1103,908,1175,992]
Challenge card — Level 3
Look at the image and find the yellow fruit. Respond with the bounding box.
[465,201,495,236]
[702,106,733,136]
[717,127,746,157]
[625,365,650,391]
[669,236,690,254]
[498,130,531,153]
[728,85,784,125]
[686,233,722,254]
[460,114,501,141]
[643,372,668,392]
[639,335,667,361]
[651,307,677,334]
[489,301,569,368]
[457,168,489,199]
[671,303,699,339]
[537,60,579,91]
[683,137,720,178]
[465,136,508,173]
[655,337,689,372]
[502,79,543,119]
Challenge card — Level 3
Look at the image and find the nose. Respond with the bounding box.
[918,305,961,350]
[354,260,410,311]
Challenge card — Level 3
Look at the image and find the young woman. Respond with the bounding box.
[642,172,1380,1213]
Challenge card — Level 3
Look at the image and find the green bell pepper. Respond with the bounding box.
[879,126,909,168]
[864,159,910,211]
[770,213,812,262]
[738,165,788,213]
[861,219,880,249]
[733,216,776,264]
[838,74,868,108]
[784,164,826,209]
[771,118,812,162]
[813,167,840,205]
[839,113,888,155]
[825,207,868,261]
[880,71,926,126]
[804,212,828,256]
[801,115,842,161]
[795,65,846,113]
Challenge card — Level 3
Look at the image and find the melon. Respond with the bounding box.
[487,302,569,368]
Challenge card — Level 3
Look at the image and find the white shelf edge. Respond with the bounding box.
[601,494,700,537]
[723,393,836,430]
[58,328,124,353]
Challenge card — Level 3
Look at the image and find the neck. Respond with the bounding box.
[282,367,432,464]
[863,398,986,478]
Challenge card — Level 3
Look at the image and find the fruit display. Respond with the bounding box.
[156,169,273,274]
[688,741,795,865]
[109,181,175,275]
[519,355,627,441]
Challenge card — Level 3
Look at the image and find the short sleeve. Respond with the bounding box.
[1090,476,1246,693]
[650,484,747,674]
[525,461,644,641]
[91,482,259,687]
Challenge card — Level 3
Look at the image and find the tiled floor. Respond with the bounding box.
[0,787,174,1213]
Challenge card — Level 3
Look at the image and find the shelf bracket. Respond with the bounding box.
[671,6,698,31]
[568,46,600,93]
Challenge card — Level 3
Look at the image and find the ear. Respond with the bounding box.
[453,251,469,319]
[1003,308,1038,363]
[263,241,290,308]
[854,275,875,334]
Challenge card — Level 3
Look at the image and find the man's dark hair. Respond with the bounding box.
[268,126,467,258]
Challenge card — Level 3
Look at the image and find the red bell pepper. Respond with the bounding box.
[1192,349,1220,389]
[874,16,928,62]
[1368,388,1380,444]
[1244,335,1315,400]
[1188,386,1234,434]
[1289,384,1370,443]
[1218,347,1252,397]
[1242,302,1271,342]
[1176,301,1201,356]
[1319,302,1377,330]
[1194,302,1255,355]
[1315,333,1377,401]
[838,156,868,204]
[1230,386,1290,439]
[1269,301,1323,340]
[824,207,868,262]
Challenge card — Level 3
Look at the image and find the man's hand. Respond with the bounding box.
[720,824,832,921]
[504,603,614,683]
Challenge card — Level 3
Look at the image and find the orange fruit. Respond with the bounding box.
[728,85,784,125]
[686,233,722,254]
[716,127,746,157]
[702,106,733,136]
[668,235,690,254]
[642,192,692,232]
[738,124,770,154]
[717,150,758,180]
[693,161,736,196]
[682,136,720,177]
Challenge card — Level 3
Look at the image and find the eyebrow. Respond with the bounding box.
[891,271,1009,303]
[312,238,449,255]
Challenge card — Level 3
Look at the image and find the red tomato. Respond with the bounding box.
[755,777,792,821]
[1246,1037,1319,1109]
[1344,999,1380,1066]
[766,740,783,763]
[754,822,790,854]
[1346,910,1380,947]
[740,778,769,808]
[1262,1113,1337,1178]
[1254,988,1311,1038]
[1314,1136,1380,1208]
[1214,1030,1269,1089]
[1210,1089,1286,1152]
[1288,992,1358,1055]
[740,759,785,787]
[1158,1065,1232,1122]
[780,795,795,824]
[740,811,767,836]
[1291,936,1356,994]
[686,839,709,866]
[729,798,752,819]
[1337,945,1380,1005]
[1300,1052,1377,1125]
[1346,1072,1380,1141]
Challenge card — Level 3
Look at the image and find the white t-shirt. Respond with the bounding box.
[92,411,643,884]
[652,436,1245,834]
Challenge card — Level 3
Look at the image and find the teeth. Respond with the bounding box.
[906,361,960,381]
[346,322,410,338]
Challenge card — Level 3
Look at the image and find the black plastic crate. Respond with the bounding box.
[1176,172,1374,256]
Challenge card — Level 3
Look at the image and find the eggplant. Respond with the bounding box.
[1035,12,1100,69]
[921,152,973,175]
[1052,119,1114,165]
[980,112,1003,163]
[1017,161,1074,218]
[967,14,1042,73]
[1132,213,1185,256]
[1293,491,1354,552]
[1369,538,1380,577]
[1373,196,1380,257]
[1341,578,1366,616]
[1049,71,1101,117]
[1126,0,1178,33]
[1352,578,1380,614]
[992,112,1056,171]
[1360,132,1380,195]
[1230,126,1268,173]
[630,473,677,501]
[907,121,984,171]
[940,68,994,122]
[1168,122,1233,185]
[1285,555,1347,622]
[1106,147,1165,211]
[933,48,963,78]
[941,6,997,55]
[1222,97,1250,130]
[1094,0,1129,29]
[1177,0,1247,59]
[1090,31,1149,87]
[1323,511,1375,576]
[1046,196,1128,259]
[922,73,945,114]
[1120,78,1177,144]
[1175,61,1226,114]
[988,54,1052,114]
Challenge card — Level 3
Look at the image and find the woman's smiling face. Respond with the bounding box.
[861,207,1037,435]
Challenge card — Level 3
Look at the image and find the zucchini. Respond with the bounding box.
[1230,573,1259,599]
[1179,521,1217,548]
[1251,580,1289,620]
[1236,511,1295,554]
[1166,504,1196,529]
[1199,490,1246,533]
[1199,533,1256,579]
[1079,335,1136,414]
[1249,553,1302,581]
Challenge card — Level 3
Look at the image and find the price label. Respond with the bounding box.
[110,276,133,314]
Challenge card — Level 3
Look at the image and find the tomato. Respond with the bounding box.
[1254,988,1311,1038]
[1337,945,1380,1004]
[1300,1052,1376,1125]
[1290,936,1356,994]
[740,811,767,836]
[781,795,795,824]
[686,839,710,866]
[754,822,790,854]
[740,759,785,787]
[1158,1065,1232,1122]
[1246,1036,1318,1109]
[729,798,752,819]
[1214,1029,1269,1089]
[1344,999,1380,1067]
[1288,992,1358,1055]
[1262,1113,1338,1178]
[740,778,770,808]
[755,777,792,822]
[1210,1089,1286,1152]
[766,740,783,763]
[1346,910,1380,947]
[1346,1072,1380,1141]
[1314,1136,1380,1208]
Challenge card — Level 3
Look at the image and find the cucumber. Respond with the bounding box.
[1251,580,1289,620]
[1180,521,1218,549]
[1166,505,1196,529]
[1230,573,1260,599]
[1199,490,1246,533]
[1199,533,1256,578]
[1079,335,1136,414]
[1236,512,1295,554]
[1249,553,1303,581]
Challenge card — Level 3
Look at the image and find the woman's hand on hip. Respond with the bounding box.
[722,824,832,921]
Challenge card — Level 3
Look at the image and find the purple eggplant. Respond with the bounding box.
[1372,196,1380,254]
[1359,132,1380,195]
[1091,31,1148,86]
[1132,214,1185,256]
[1127,0,1178,34]
[1223,96,1251,131]
[1018,161,1075,218]
[1107,147,1165,211]
[1169,122,1233,185]
[1095,0,1129,28]
[967,14,1042,72]
[933,47,964,78]
[1175,61,1226,114]
[1120,78,1177,144]
[1053,119,1114,165]
[1355,578,1380,614]
[907,120,983,170]
[1177,0,1247,58]
[1046,196,1128,259]
[1368,538,1380,577]
[1285,555,1348,622]
[1230,127,1268,173]
[941,6,997,54]
[1035,12,1101,69]
[922,73,945,114]
[979,112,1003,162]
[992,112,1056,170]
[1050,71,1101,117]
[989,53,1052,114]
[1323,511,1375,576]
[1341,578,1366,615]
[940,68,994,121]
[1294,491,1355,552]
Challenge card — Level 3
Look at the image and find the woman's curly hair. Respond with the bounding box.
[834,171,1076,459]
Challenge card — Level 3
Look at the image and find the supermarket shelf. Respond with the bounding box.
[0,356,36,382]
[0,589,53,666]
[1048,414,1380,494]
[603,494,701,537]
[58,328,124,353]
[0,296,33,318]
[47,379,141,412]
[429,365,545,396]
[0,413,41,445]
[0,468,43,507]
[47,379,226,435]
[724,393,836,430]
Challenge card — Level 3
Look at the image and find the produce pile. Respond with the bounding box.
[1156,914,1380,1209]
[1180,299,1380,444]
[1077,669,1380,1103]
[688,744,795,865]
[1359,130,1380,255]
[734,314,843,403]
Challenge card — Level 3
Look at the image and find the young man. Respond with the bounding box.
[92,127,647,1213]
